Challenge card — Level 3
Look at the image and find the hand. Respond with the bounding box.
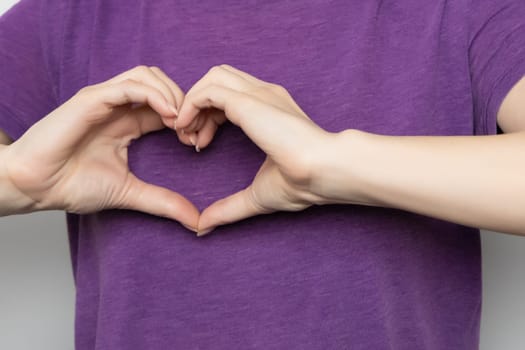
[3,65,199,230]
[177,65,335,235]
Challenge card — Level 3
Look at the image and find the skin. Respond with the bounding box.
[0,65,199,230]
[1,64,524,237]
[176,65,525,236]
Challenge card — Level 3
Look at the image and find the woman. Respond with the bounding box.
[1,0,524,348]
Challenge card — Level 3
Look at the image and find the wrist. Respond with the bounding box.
[311,129,378,206]
[0,144,39,216]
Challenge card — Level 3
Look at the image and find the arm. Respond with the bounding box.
[323,76,525,235]
[176,65,525,236]
[325,127,525,235]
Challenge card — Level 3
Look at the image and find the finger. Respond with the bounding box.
[177,65,253,129]
[195,116,219,150]
[149,66,185,109]
[197,187,270,236]
[178,84,310,159]
[50,80,175,151]
[173,118,199,148]
[195,119,218,151]
[174,129,195,147]
[177,85,237,129]
[180,112,206,151]
[189,65,253,95]
[218,64,265,85]
[122,174,200,231]
[104,65,179,117]
[219,65,310,120]
[182,110,208,134]
[130,104,165,135]
[82,79,175,122]
[149,66,186,128]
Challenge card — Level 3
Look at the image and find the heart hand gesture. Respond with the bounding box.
[177,65,334,235]
[3,64,335,236]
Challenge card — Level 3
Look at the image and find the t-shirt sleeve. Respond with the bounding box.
[469,0,525,135]
[0,0,58,141]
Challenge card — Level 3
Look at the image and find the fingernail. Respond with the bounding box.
[173,118,177,130]
[197,227,215,237]
[182,223,197,233]
[189,134,196,146]
[195,144,200,153]
[169,105,178,116]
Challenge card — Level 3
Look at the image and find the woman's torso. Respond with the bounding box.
[51,1,482,348]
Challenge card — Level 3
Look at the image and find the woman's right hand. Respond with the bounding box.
[1,65,199,230]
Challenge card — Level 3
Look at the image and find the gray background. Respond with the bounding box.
[1,1,524,349]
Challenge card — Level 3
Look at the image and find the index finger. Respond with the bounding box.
[177,66,254,129]
[177,84,313,163]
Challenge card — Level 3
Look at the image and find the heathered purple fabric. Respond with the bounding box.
[1,0,525,348]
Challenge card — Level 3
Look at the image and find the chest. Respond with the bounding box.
[60,0,474,136]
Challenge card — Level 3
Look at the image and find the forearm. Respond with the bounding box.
[0,144,36,216]
[319,130,525,235]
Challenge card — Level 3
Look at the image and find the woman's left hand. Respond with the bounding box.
[176,65,337,235]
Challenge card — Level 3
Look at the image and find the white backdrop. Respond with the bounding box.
[1,0,525,349]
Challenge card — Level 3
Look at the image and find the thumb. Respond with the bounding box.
[122,175,200,231]
[197,187,270,236]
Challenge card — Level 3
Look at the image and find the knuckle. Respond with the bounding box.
[204,96,214,109]
[120,78,137,87]
[219,63,233,70]
[74,85,98,101]
[208,65,225,77]
[76,85,91,96]
[120,77,133,84]
[133,65,150,75]
[268,83,288,95]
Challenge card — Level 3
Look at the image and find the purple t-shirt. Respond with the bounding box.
[1,0,525,348]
